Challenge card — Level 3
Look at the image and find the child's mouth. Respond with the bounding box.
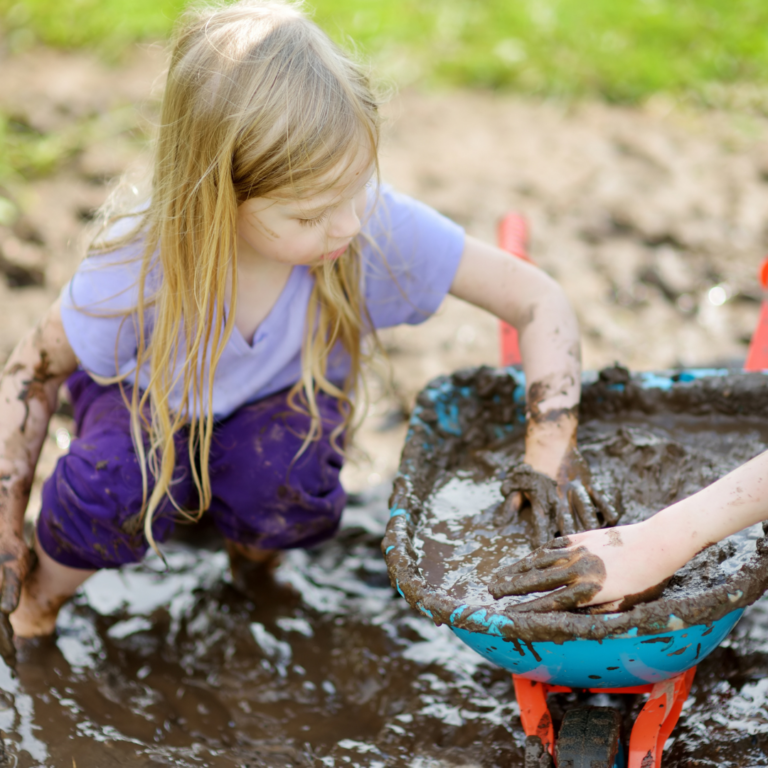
[321,245,349,261]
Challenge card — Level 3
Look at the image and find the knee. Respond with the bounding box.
[211,443,346,550]
[37,440,180,570]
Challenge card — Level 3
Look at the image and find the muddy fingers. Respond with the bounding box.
[498,538,575,575]
[0,613,13,666]
[529,497,554,547]
[0,540,35,668]
[500,453,618,551]
[489,538,579,597]
[509,580,605,612]
[493,490,522,527]
[488,542,607,610]
[554,495,578,537]
[500,463,565,543]
[490,561,584,598]
[568,482,600,530]
[587,483,619,525]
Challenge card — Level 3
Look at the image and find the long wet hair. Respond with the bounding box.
[89,0,381,551]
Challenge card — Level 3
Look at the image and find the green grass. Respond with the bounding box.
[2,0,768,104]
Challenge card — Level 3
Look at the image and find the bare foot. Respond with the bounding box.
[11,586,67,638]
[225,540,282,597]
[10,535,94,639]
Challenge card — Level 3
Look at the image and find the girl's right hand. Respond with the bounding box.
[488,520,680,612]
[0,533,34,659]
[0,298,78,659]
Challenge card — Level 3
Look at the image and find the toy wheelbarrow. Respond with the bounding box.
[383,216,768,768]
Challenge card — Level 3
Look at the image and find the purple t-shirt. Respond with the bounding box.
[60,185,466,418]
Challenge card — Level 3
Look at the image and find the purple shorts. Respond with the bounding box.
[38,371,346,569]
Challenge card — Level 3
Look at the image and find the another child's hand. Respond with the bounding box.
[499,447,617,547]
[488,521,674,612]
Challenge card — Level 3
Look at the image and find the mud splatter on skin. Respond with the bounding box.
[525,378,578,425]
[520,374,617,533]
[0,339,65,667]
[16,350,54,435]
[384,366,768,644]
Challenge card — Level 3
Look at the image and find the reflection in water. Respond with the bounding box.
[1,486,767,766]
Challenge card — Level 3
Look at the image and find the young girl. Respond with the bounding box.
[0,0,590,652]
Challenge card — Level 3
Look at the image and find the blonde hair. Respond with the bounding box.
[90,0,381,552]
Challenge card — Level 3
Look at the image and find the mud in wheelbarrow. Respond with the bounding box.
[383,365,768,767]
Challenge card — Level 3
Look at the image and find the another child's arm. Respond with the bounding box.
[0,300,77,646]
[489,449,768,611]
[449,234,596,537]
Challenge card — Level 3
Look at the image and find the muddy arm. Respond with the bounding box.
[450,235,613,542]
[449,234,581,461]
[0,299,77,653]
[490,448,768,611]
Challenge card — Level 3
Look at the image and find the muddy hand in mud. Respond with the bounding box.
[498,449,617,548]
[0,532,33,667]
[488,529,671,612]
[488,536,607,611]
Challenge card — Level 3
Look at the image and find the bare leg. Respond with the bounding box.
[225,540,280,596]
[11,534,95,638]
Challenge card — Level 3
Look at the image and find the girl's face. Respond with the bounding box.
[236,152,374,268]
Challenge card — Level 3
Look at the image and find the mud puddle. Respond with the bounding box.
[1,487,523,768]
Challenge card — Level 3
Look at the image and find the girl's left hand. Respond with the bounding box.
[499,446,618,547]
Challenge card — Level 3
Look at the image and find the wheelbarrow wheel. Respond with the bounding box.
[524,735,553,768]
[554,706,623,768]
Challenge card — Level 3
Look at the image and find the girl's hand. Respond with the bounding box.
[500,448,618,548]
[488,521,676,612]
[0,298,77,659]
[0,533,34,661]
[500,405,617,546]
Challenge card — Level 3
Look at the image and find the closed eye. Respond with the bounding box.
[297,210,329,227]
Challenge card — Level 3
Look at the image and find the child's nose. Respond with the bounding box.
[328,201,360,240]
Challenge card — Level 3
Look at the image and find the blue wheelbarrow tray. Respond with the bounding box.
[382,366,768,689]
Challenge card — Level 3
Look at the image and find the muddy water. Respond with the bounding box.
[2,489,525,767]
[0,493,767,764]
[416,412,768,610]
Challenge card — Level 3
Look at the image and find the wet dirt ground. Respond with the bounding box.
[2,487,768,767]
[3,42,768,767]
